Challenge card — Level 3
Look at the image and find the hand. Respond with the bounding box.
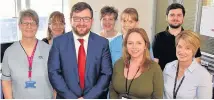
[53,90,57,99]
[78,97,84,99]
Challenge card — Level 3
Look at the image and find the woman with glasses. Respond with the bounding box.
[42,11,65,45]
[1,9,53,99]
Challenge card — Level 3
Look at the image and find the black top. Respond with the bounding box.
[42,38,49,44]
[152,27,201,70]
[1,42,14,62]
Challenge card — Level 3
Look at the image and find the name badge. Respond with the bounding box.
[122,96,128,99]
[25,81,36,88]
[121,94,131,99]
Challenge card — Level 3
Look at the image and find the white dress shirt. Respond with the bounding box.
[73,31,90,60]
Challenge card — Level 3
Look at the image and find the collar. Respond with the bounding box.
[165,26,184,36]
[165,26,184,32]
[172,59,198,73]
[73,31,90,42]
[186,59,198,72]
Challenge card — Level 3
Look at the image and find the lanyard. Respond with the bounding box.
[125,61,141,96]
[173,63,185,99]
[19,40,38,80]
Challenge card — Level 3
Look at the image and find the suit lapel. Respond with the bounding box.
[67,32,79,83]
[85,32,95,78]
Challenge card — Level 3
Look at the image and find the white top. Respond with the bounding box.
[99,32,122,43]
[72,31,90,60]
[107,32,121,43]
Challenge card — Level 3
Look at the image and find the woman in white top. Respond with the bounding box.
[163,30,212,99]
[99,6,121,42]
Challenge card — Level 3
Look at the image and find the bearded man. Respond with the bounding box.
[152,3,201,70]
[48,2,112,99]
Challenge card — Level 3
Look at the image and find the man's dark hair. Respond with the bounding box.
[100,6,118,20]
[70,2,93,18]
[166,3,185,16]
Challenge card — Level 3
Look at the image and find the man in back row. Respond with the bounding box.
[152,3,201,70]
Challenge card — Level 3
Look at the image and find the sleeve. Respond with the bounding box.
[1,49,11,81]
[195,48,201,58]
[152,63,164,99]
[48,38,78,99]
[83,40,113,99]
[163,64,170,99]
[109,83,119,99]
[109,63,119,99]
[197,71,212,99]
[152,34,161,59]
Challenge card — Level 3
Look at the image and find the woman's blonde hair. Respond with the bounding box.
[175,30,200,57]
[47,11,65,40]
[122,28,151,71]
[121,8,138,22]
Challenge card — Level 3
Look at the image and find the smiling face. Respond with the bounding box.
[176,39,194,63]
[166,8,184,29]
[101,14,116,32]
[49,20,65,37]
[19,16,38,38]
[70,9,93,37]
[127,32,146,59]
[121,14,138,35]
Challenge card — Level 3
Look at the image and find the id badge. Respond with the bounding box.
[25,81,36,88]
[121,94,130,99]
[122,96,128,99]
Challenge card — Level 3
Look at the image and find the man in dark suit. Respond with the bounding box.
[48,2,112,99]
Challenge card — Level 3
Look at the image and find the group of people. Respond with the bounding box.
[1,2,212,99]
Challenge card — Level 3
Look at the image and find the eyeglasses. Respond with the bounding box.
[51,22,65,27]
[21,22,37,26]
[72,17,91,22]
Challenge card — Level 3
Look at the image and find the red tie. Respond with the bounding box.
[78,39,86,89]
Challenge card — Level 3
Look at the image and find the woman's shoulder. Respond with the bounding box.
[4,41,19,52]
[163,60,178,72]
[114,58,125,71]
[38,40,51,50]
[148,60,162,70]
[110,35,123,44]
[193,60,211,78]
[3,41,21,58]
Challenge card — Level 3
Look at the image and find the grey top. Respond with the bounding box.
[1,40,54,99]
[163,59,212,99]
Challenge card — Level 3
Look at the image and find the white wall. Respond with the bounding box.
[68,0,156,41]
